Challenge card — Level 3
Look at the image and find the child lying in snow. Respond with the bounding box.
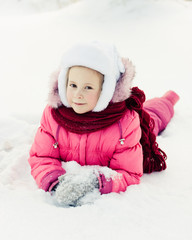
[28,41,179,206]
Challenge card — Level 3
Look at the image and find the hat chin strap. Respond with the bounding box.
[58,68,70,108]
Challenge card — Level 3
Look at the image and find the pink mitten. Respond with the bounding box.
[98,173,113,194]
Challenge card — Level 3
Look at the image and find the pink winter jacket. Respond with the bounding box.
[28,105,143,193]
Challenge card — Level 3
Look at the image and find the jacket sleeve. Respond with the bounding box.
[28,106,66,192]
[109,111,143,193]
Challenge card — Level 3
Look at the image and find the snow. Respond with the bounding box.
[0,0,80,16]
[0,0,192,239]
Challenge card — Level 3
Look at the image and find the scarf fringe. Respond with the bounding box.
[126,87,167,173]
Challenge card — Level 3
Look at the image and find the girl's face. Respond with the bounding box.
[66,66,103,114]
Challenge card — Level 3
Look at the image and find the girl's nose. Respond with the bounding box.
[75,89,83,99]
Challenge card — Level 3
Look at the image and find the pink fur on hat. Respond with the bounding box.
[112,58,135,103]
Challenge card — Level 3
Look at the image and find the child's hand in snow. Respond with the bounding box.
[55,170,99,207]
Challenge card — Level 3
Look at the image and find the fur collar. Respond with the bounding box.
[47,58,135,109]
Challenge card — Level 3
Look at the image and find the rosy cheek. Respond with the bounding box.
[89,93,99,104]
[66,89,72,104]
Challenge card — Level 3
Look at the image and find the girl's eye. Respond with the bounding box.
[85,86,93,90]
[69,84,77,88]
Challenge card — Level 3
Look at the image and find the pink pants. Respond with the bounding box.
[144,97,174,136]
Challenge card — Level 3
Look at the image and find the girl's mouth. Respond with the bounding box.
[74,102,86,105]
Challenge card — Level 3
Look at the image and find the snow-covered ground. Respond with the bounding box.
[0,0,192,239]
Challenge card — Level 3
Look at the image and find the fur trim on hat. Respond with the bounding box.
[47,58,135,109]
[47,70,62,108]
[111,58,135,103]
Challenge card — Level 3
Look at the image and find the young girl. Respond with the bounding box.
[28,41,179,206]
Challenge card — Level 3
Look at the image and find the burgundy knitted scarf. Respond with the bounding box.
[51,87,167,173]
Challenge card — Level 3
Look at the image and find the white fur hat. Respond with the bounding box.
[58,41,125,112]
